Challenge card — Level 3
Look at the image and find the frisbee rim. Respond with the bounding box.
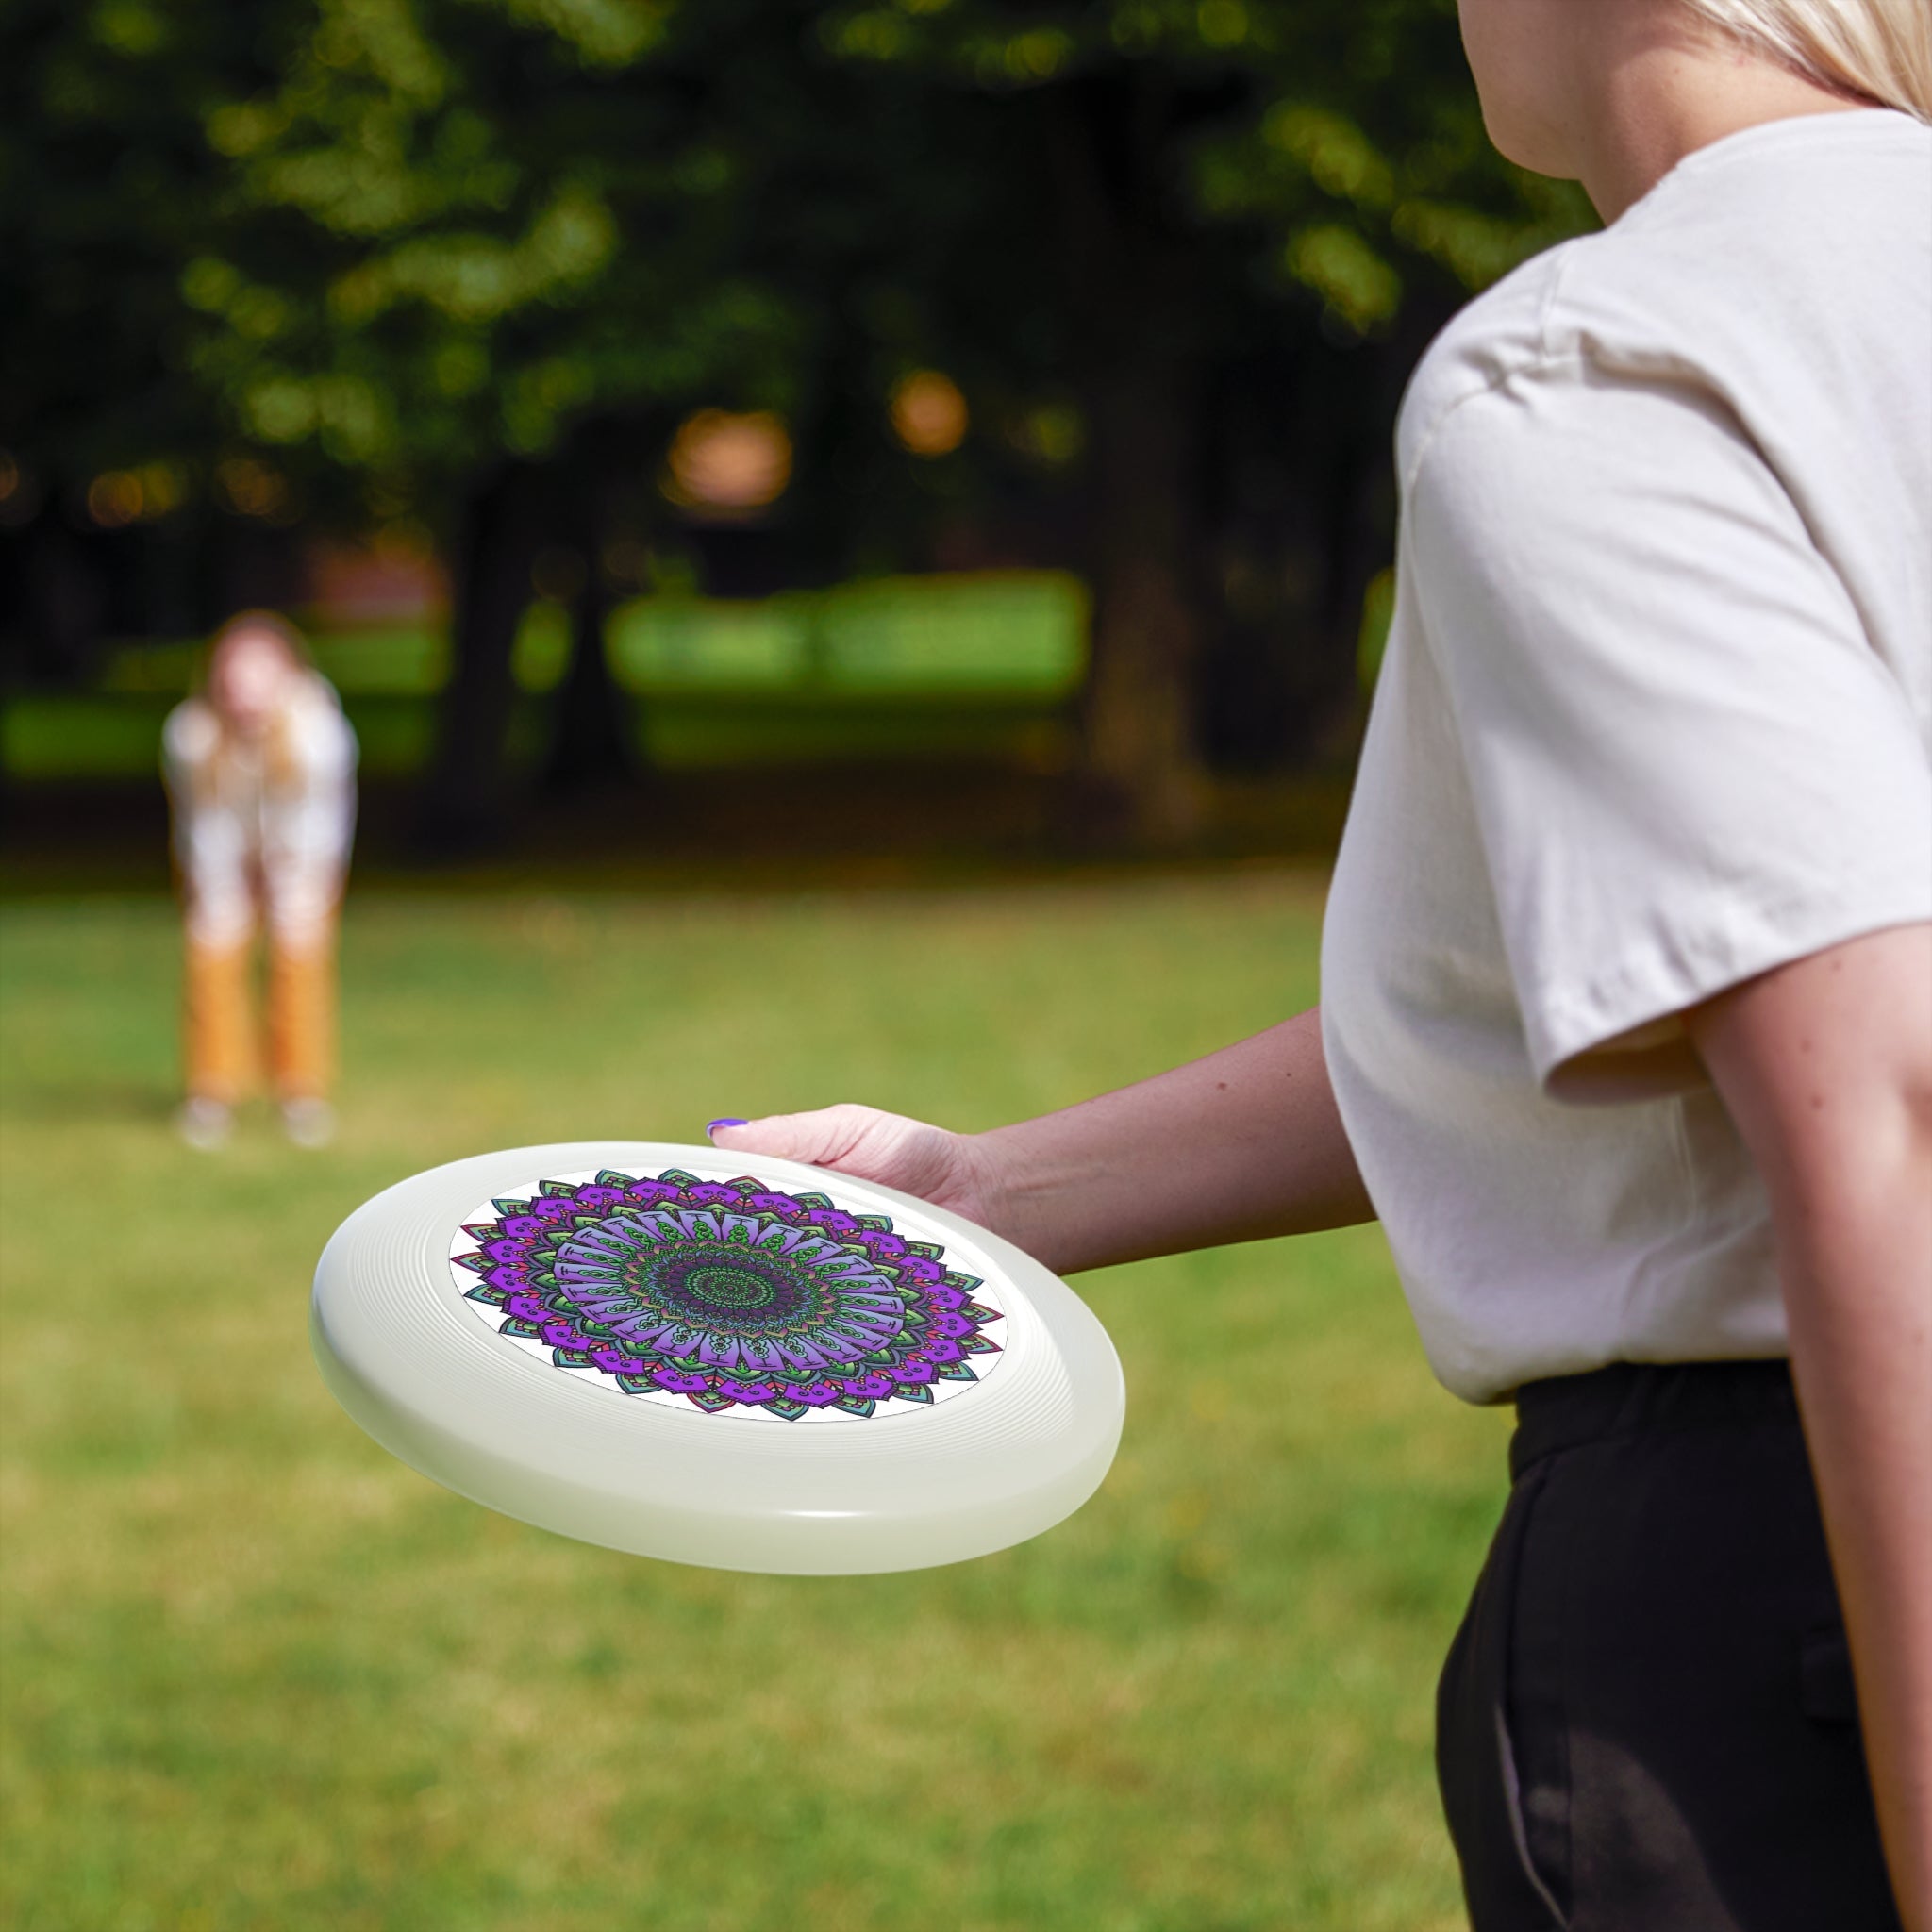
[311,1141,1124,1574]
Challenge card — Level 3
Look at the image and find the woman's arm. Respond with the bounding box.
[1688,923,1932,1932]
[710,1005,1374,1275]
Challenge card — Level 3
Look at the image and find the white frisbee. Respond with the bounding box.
[310,1141,1124,1574]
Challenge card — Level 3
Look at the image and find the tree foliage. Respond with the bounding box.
[4,0,1593,838]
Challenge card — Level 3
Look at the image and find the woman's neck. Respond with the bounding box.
[1574,16,1876,223]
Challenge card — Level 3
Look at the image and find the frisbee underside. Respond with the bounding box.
[311,1141,1124,1574]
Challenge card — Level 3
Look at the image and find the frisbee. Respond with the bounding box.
[310,1141,1124,1574]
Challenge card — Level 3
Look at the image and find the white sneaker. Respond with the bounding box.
[280,1097,337,1149]
[175,1096,233,1151]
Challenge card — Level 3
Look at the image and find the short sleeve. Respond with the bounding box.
[1408,363,1932,1097]
[161,699,218,785]
[289,675,358,780]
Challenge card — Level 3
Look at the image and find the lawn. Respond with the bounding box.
[1,573,1090,781]
[0,874,1507,1932]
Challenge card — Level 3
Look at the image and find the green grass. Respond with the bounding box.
[0,688,1075,781]
[0,875,1506,1931]
[5,572,1089,781]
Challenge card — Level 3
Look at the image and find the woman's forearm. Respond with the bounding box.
[969,1005,1375,1275]
[1781,1178,1932,1932]
[1692,924,1932,1930]
[710,1007,1373,1275]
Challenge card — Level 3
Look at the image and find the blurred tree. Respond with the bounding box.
[166,0,803,844]
[807,0,1592,835]
[0,0,305,681]
[4,0,1591,843]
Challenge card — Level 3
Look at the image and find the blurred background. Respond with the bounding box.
[2,2,1589,1926]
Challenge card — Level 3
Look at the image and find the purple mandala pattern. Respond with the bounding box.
[451,1168,1004,1422]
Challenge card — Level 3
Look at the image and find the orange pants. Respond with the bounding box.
[184,922,337,1105]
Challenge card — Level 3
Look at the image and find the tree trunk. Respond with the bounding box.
[12,508,107,687]
[1045,75,1210,847]
[541,554,634,798]
[541,418,658,799]
[417,460,542,858]
[1079,361,1206,844]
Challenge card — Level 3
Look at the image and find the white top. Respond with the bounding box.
[163,671,358,949]
[1322,109,1932,1405]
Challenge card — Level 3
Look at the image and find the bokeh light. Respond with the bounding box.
[1008,401,1085,468]
[86,471,146,528]
[213,456,291,521]
[86,462,188,526]
[890,370,969,458]
[662,409,792,514]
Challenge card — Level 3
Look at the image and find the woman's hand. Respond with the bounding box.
[709,1106,1009,1230]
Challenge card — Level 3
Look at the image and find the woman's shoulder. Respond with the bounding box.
[1395,243,1583,485]
[162,696,221,768]
[284,673,358,768]
[291,667,345,716]
[1398,110,1931,490]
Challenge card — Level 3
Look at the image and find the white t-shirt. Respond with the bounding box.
[163,672,358,950]
[1322,109,1932,1405]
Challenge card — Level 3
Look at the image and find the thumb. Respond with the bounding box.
[707,1105,874,1168]
[705,1103,964,1202]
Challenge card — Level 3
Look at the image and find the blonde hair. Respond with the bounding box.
[1682,0,1932,120]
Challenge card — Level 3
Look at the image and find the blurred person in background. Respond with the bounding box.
[711,0,1932,1926]
[163,611,358,1151]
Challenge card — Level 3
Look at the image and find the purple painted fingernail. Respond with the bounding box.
[707,1118,748,1137]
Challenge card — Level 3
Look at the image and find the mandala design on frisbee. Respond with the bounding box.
[450,1169,1006,1423]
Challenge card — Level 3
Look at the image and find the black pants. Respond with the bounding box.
[1436,1360,1900,1932]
